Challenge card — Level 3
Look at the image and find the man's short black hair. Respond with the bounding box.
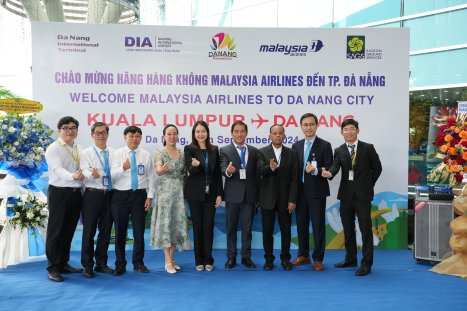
[269,124,284,133]
[57,116,79,129]
[231,121,248,133]
[91,122,109,133]
[299,113,318,125]
[123,126,142,135]
[341,118,359,130]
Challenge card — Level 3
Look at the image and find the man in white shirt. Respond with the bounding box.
[45,116,85,282]
[80,122,115,278]
[111,126,156,275]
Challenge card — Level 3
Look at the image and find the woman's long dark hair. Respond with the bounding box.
[191,120,213,152]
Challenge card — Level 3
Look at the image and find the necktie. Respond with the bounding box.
[237,146,246,168]
[302,141,311,182]
[349,145,356,167]
[130,150,138,191]
[101,150,112,190]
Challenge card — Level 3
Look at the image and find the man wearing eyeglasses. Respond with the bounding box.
[291,113,333,272]
[45,116,85,282]
[322,119,382,276]
[79,122,115,278]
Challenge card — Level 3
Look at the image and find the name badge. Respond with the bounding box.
[239,168,246,180]
[349,170,354,181]
[138,164,145,175]
[103,175,109,187]
[205,184,210,194]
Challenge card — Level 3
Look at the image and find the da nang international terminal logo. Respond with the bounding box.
[347,36,365,59]
[209,32,237,60]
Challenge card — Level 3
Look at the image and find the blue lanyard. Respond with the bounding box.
[92,146,110,173]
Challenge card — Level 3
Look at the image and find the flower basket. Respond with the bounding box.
[7,195,48,233]
[427,108,467,188]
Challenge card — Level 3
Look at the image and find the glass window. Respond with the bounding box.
[334,0,401,27]
[370,22,401,28]
[164,0,193,25]
[405,9,467,51]
[404,0,467,15]
[231,1,277,27]
[195,13,231,27]
[193,0,233,24]
[278,0,333,27]
[410,49,467,88]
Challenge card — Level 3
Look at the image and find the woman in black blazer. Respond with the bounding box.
[184,121,223,272]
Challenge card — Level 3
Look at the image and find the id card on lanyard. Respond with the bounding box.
[93,147,110,187]
[138,164,145,175]
[239,146,247,180]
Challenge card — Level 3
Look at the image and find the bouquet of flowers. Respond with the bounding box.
[427,108,467,187]
[0,113,53,184]
[7,194,48,232]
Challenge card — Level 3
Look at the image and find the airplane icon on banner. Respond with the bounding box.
[251,113,269,128]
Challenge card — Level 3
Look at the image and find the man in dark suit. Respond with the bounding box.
[220,121,258,269]
[257,124,298,270]
[322,118,382,276]
[291,113,333,271]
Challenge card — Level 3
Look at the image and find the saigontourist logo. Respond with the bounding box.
[347,36,365,59]
[259,40,324,56]
[209,33,237,60]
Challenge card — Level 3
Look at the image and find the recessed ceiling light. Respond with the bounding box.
[434,97,438,99]
[421,94,425,96]
[444,90,449,93]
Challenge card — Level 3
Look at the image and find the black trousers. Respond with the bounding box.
[46,185,82,273]
[111,190,147,268]
[296,193,326,262]
[340,198,374,267]
[188,199,216,265]
[80,189,113,269]
[261,203,292,262]
[225,196,255,259]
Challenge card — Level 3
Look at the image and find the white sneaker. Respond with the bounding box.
[165,263,177,274]
[205,264,214,272]
[195,265,204,271]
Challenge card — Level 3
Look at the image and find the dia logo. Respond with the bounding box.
[125,36,154,47]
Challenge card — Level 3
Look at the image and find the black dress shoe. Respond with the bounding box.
[48,271,64,282]
[224,258,236,269]
[94,265,115,274]
[83,267,94,278]
[114,266,126,276]
[355,266,371,276]
[133,264,149,273]
[263,261,274,271]
[61,263,84,274]
[281,260,293,271]
[334,260,358,268]
[241,257,256,269]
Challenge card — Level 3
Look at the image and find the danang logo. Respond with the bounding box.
[259,40,324,56]
[347,36,365,59]
[209,33,237,60]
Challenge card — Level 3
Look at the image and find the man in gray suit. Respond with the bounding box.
[220,121,258,269]
[257,125,298,270]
